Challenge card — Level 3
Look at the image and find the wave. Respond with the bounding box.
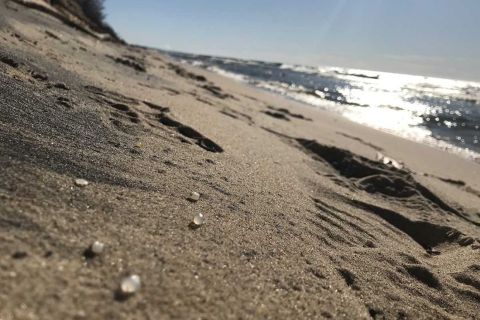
[206,66,249,82]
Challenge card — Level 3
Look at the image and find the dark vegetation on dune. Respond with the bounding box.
[49,0,120,40]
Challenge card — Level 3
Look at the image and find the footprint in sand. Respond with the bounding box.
[156,114,223,153]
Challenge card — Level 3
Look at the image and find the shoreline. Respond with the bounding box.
[167,51,480,162]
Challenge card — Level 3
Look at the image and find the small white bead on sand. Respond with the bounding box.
[193,213,205,226]
[121,274,141,294]
[189,191,200,202]
[376,152,403,170]
[75,178,89,187]
[91,241,104,254]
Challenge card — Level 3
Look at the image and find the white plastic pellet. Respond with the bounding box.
[189,191,200,202]
[193,213,205,226]
[91,241,105,254]
[75,178,89,187]
[120,274,141,294]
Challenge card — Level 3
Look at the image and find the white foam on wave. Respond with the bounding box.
[191,60,205,67]
[207,66,249,82]
[280,63,318,74]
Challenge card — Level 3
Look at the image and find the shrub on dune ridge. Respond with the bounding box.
[76,0,121,40]
[73,0,106,28]
[48,0,120,40]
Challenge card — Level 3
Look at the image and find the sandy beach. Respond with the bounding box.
[1,1,480,319]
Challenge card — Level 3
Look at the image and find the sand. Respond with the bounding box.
[1,1,480,319]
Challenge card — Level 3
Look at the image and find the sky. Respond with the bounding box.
[104,0,480,82]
